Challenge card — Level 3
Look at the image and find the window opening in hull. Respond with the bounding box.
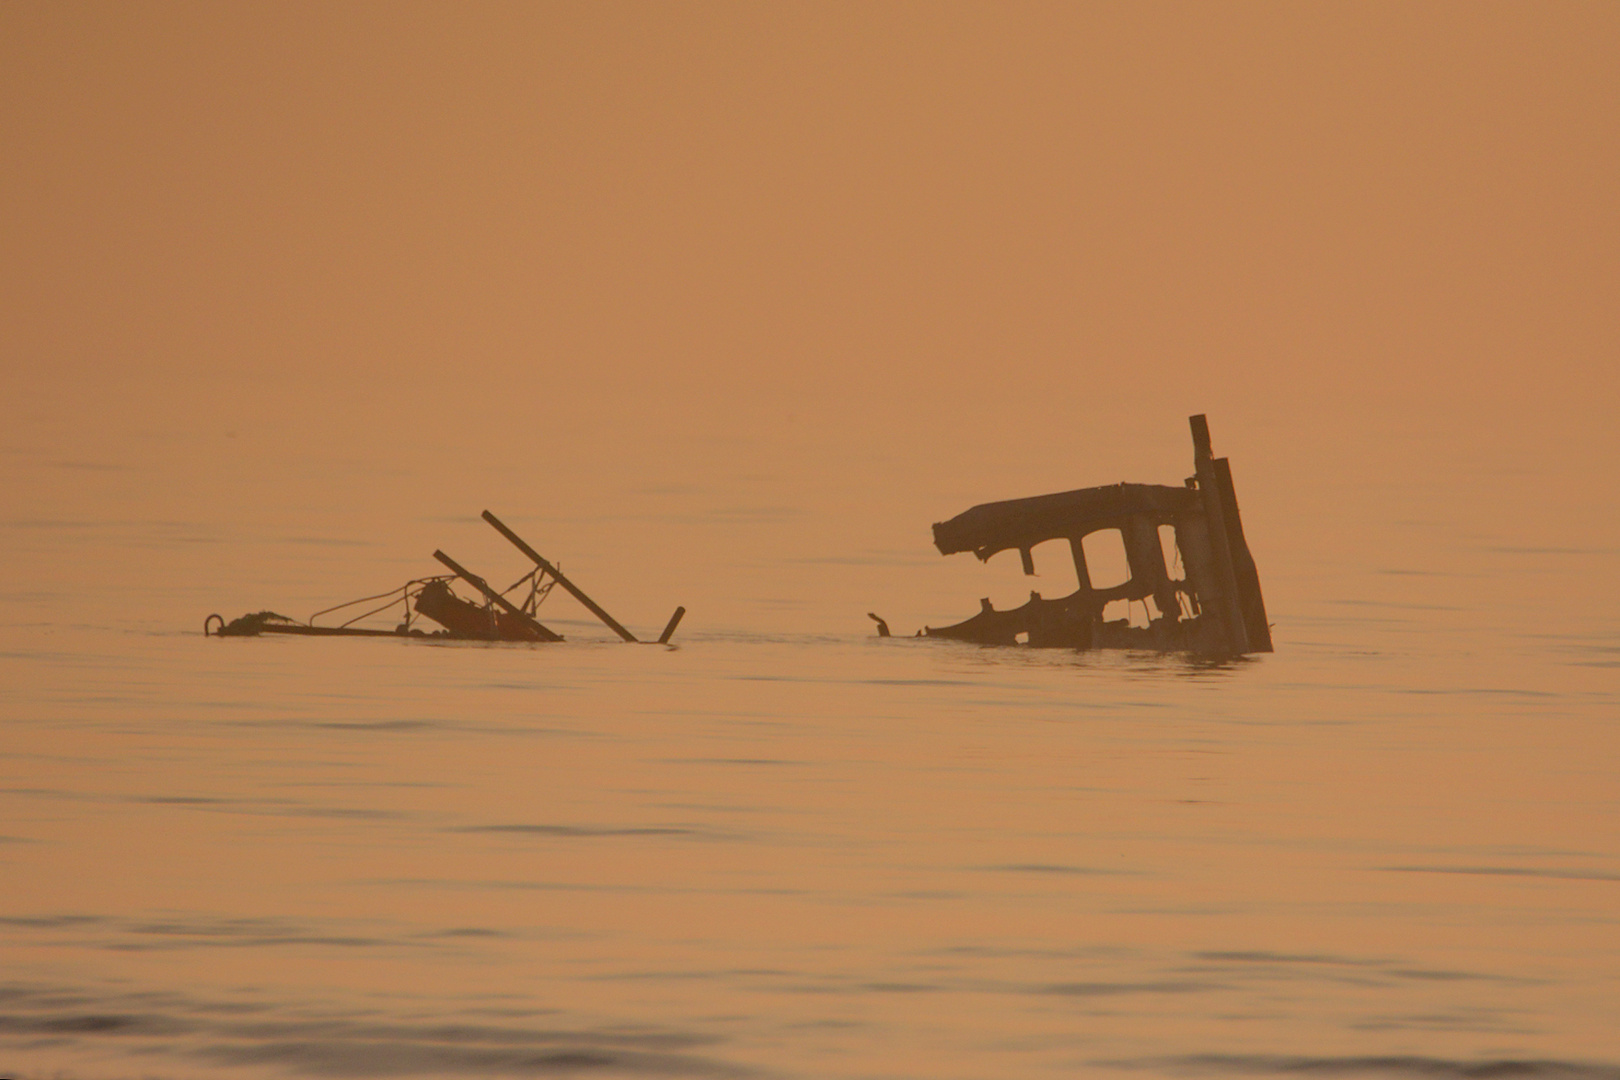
[1081,529,1130,590]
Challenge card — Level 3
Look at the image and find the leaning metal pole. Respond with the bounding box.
[480,510,639,642]
[431,549,565,642]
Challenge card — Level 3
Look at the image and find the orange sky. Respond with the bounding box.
[8,2,1616,414]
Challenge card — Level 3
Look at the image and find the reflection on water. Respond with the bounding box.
[1,609,1616,1078]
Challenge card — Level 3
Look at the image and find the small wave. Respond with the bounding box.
[1037,980,1221,996]
[0,981,757,1078]
[1093,1054,1620,1078]
[1382,865,1620,883]
[453,824,707,838]
[983,863,1139,876]
[1193,951,1379,966]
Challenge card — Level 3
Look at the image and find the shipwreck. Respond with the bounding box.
[206,510,685,645]
[891,415,1271,655]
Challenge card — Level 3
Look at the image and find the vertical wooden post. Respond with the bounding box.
[1069,536,1093,591]
[1124,514,1179,622]
[658,606,686,645]
[1211,457,1273,652]
[1188,414,1251,653]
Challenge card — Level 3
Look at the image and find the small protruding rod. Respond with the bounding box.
[867,612,891,637]
[431,550,564,642]
[481,510,638,642]
[658,606,687,645]
[1189,413,1213,465]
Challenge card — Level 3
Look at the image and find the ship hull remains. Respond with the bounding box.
[923,415,1271,655]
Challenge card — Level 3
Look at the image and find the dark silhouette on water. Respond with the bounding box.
[421,559,563,642]
[888,415,1271,655]
[481,510,639,641]
[206,512,682,644]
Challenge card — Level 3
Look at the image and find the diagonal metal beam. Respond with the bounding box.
[480,511,638,642]
[431,549,564,642]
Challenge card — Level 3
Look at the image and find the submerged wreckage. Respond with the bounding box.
[206,511,685,645]
[205,417,1265,656]
[886,415,1271,655]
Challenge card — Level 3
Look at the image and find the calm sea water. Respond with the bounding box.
[2,404,1616,1080]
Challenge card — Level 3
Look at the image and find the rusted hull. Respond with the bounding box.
[924,591,1234,653]
[921,415,1271,656]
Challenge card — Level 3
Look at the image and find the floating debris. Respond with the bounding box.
[206,511,684,645]
[880,415,1271,655]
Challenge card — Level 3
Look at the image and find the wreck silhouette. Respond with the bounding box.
[205,511,684,645]
[903,415,1271,655]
